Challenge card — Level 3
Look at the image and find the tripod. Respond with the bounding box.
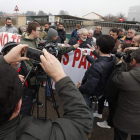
[35,73,60,120]
[22,63,60,120]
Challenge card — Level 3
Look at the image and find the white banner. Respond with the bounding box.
[0,32,21,52]
[52,48,96,88]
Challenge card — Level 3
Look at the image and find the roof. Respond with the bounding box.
[54,15,90,21]
[83,12,105,19]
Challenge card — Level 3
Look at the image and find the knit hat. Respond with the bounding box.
[47,28,58,39]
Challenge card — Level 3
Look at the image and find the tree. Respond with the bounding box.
[116,12,127,21]
[25,11,36,16]
[38,10,46,15]
[0,11,3,17]
[58,10,68,15]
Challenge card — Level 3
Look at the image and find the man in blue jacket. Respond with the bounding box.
[71,24,81,38]
[79,35,116,125]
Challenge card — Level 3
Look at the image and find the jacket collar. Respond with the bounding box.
[0,115,20,139]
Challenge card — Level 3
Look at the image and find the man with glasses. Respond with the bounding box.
[93,25,103,39]
[20,22,43,107]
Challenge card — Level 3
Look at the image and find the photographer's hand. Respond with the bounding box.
[4,44,29,64]
[40,49,66,82]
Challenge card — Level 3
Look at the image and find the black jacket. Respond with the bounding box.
[93,30,102,39]
[57,29,66,43]
[68,37,92,48]
[79,54,116,97]
[18,61,33,116]
[0,77,92,140]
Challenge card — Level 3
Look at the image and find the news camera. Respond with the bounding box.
[115,50,132,63]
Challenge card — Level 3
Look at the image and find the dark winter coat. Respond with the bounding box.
[71,29,78,38]
[68,37,92,48]
[93,30,102,39]
[57,29,66,43]
[18,61,32,116]
[79,54,116,97]
[112,63,140,135]
[0,77,92,140]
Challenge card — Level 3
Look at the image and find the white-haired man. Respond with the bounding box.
[87,30,96,45]
[68,28,92,48]
[121,29,136,43]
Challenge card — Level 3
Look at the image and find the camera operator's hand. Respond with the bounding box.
[40,49,66,82]
[73,44,79,49]
[4,44,29,64]
[18,75,25,82]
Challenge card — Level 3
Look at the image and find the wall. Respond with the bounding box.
[17,15,26,28]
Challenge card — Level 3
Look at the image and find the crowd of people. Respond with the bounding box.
[0,17,140,140]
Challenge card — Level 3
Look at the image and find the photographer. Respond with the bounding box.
[44,28,79,62]
[0,46,92,140]
[79,35,116,125]
[1,42,34,116]
[111,49,140,140]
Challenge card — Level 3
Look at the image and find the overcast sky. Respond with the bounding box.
[0,0,140,17]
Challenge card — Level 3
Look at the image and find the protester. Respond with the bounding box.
[109,28,121,54]
[68,28,91,48]
[117,28,123,40]
[112,49,140,140]
[120,29,136,43]
[96,42,132,129]
[79,35,116,125]
[131,35,140,47]
[0,17,18,33]
[93,25,102,39]
[44,22,50,33]
[18,25,26,35]
[71,24,81,38]
[20,22,42,106]
[0,45,92,140]
[57,23,66,43]
[38,22,47,39]
[87,29,96,44]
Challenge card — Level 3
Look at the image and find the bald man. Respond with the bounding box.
[87,30,96,44]
[132,35,140,46]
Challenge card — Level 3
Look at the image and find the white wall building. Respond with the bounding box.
[83,12,105,21]
[127,5,140,22]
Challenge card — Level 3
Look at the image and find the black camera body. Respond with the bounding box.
[38,41,58,57]
[115,50,132,63]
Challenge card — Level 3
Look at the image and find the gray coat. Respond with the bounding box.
[0,24,18,33]
[112,63,140,135]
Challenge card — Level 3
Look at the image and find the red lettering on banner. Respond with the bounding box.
[78,50,87,69]
[0,33,3,47]
[63,54,69,65]
[17,36,21,43]
[3,33,9,46]
[12,35,17,42]
[72,49,81,67]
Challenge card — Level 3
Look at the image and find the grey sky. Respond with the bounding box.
[0,0,140,17]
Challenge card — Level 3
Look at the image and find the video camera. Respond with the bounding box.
[115,50,132,63]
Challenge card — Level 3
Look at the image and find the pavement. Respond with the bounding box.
[33,87,131,140]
